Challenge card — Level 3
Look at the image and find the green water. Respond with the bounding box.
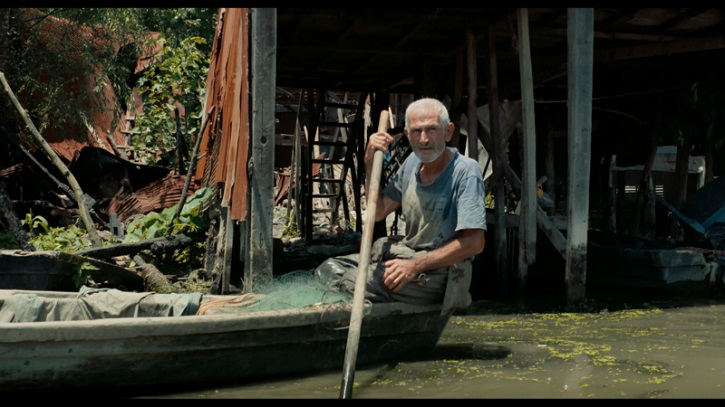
[141,297,725,399]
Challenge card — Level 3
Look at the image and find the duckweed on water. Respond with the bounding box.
[413,307,686,395]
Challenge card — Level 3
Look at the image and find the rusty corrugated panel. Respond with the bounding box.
[195,7,226,185]
[107,174,197,223]
[194,8,250,221]
[196,8,222,190]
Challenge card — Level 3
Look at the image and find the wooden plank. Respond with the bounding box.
[516,8,537,294]
[248,7,277,288]
[566,8,594,305]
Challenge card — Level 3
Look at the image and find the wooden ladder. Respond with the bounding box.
[303,89,368,242]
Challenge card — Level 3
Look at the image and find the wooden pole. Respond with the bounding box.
[565,8,594,306]
[340,109,389,399]
[516,8,538,294]
[248,7,277,288]
[466,27,478,161]
[488,25,509,296]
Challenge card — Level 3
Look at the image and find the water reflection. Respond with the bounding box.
[143,298,725,399]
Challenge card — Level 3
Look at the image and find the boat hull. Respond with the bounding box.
[0,290,449,391]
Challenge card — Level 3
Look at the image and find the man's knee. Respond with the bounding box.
[442,260,473,313]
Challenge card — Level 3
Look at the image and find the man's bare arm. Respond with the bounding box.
[381,228,486,292]
[410,229,486,272]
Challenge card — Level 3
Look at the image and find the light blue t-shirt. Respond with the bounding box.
[383,148,487,251]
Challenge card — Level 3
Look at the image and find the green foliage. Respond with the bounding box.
[123,187,213,278]
[22,209,93,253]
[73,262,97,288]
[18,210,95,286]
[282,215,300,238]
[22,210,50,235]
[123,186,213,243]
[129,35,209,166]
[25,223,94,253]
[134,8,217,56]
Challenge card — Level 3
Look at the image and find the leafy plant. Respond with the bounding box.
[19,210,92,252]
[282,214,299,238]
[17,211,96,287]
[72,262,97,288]
[122,186,213,276]
[129,35,209,166]
[22,210,50,235]
[123,186,213,243]
[26,223,93,253]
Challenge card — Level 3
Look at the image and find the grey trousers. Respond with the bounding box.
[315,235,472,308]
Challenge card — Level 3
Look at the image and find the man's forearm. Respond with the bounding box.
[411,229,485,274]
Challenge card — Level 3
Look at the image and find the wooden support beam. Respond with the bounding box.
[516,8,537,295]
[565,8,594,306]
[466,28,478,161]
[488,25,509,295]
[247,7,277,289]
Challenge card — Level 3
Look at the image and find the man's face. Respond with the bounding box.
[405,109,452,163]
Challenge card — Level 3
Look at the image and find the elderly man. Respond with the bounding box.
[315,97,487,305]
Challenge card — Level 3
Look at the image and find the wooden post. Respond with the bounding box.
[450,48,464,150]
[565,8,594,306]
[545,111,556,216]
[630,82,662,238]
[672,144,690,241]
[488,24,509,296]
[516,8,537,295]
[466,27,478,161]
[247,7,277,289]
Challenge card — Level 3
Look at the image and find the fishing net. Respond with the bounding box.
[235,269,352,312]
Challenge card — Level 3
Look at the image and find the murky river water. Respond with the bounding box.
[135,295,725,399]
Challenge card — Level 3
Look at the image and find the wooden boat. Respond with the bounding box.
[586,231,723,296]
[586,174,725,296]
[0,249,144,292]
[0,265,471,392]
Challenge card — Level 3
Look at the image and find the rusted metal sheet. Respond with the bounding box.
[107,174,196,223]
[195,8,251,221]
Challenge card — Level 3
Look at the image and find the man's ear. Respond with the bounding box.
[445,122,455,142]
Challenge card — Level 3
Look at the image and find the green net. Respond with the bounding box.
[244,269,352,312]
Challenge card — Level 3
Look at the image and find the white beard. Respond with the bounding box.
[412,142,446,163]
